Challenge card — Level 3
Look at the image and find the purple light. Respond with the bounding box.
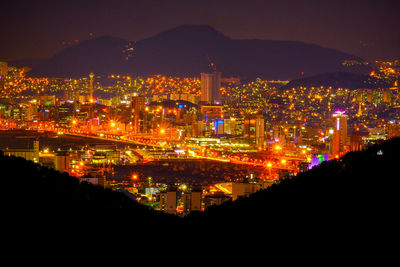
[309,153,329,169]
[334,110,346,115]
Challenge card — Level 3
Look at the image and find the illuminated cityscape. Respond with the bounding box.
[1,0,399,235]
[1,56,399,216]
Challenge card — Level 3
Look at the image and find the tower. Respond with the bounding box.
[89,72,94,102]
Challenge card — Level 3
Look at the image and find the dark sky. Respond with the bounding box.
[1,0,399,62]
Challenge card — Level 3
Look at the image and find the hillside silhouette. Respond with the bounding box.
[185,138,399,235]
[25,25,370,79]
[0,151,180,232]
[2,138,399,239]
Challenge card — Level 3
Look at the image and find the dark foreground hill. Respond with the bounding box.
[184,139,400,239]
[25,25,369,79]
[0,139,400,247]
[0,152,180,231]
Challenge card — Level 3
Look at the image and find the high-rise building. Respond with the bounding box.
[131,96,147,133]
[0,61,8,76]
[200,72,221,104]
[244,114,265,146]
[349,132,364,152]
[55,152,71,173]
[214,120,224,135]
[182,190,202,214]
[160,191,177,215]
[331,111,349,158]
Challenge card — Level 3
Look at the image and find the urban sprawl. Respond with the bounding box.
[0,60,399,215]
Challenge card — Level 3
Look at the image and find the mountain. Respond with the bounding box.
[281,71,391,90]
[27,25,370,79]
[28,36,130,77]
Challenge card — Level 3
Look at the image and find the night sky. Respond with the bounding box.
[1,0,399,62]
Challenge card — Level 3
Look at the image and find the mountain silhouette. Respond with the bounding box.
[281,71,391,90]
[1,137,399,250]
[26,24,369,79]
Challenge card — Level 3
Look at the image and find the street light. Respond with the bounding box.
[267,162,272,179]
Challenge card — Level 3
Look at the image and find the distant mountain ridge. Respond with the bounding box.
[23,24,370,79]
[281,71,391,90]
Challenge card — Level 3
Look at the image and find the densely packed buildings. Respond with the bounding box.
[1,60,399,215]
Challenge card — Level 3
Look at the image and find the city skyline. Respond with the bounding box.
[1,1,399,250]
[1,0,399,62]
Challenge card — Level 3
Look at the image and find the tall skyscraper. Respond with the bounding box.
[332,111,349,158]
[200,72,221,104]
[131,96,147,133]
